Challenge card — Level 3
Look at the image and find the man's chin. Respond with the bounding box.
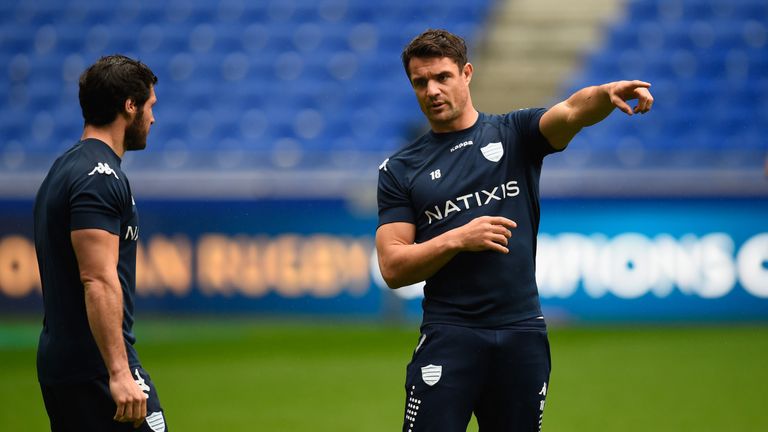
[429,107,447,116]
[428,112,455,125]
[125,141,147,152]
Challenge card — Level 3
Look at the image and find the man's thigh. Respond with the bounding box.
[41,366,167,432]
[402,324,491,432]
[475,324,551,432]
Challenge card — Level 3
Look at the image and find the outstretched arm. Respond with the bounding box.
[375,216,516,288]
[540,80,654,150]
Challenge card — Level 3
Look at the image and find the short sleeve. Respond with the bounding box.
[506,108,562,161]
[377,158,415,227]
[69,168,125,235]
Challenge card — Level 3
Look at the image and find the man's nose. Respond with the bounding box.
[426,80,440,97]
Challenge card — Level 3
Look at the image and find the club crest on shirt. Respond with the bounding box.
[146,411,166,432]
[421,364,442,386]
[480,142,504,162]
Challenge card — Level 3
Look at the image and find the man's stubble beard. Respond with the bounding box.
[124,109,148,152]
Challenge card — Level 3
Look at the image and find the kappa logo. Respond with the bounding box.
[414,334,426,353]
[421,364,442,386]
[88,162,119,179]
[450,140,473,153]
[378,158,389,172]
[134,369,150,396]
[480,142,504,162]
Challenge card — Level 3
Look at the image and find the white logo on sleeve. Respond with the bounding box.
[480,142,504,162]
[421,364,442,386]
[88,162,119,179]
[125,225,139,241]
[378,158,389,171]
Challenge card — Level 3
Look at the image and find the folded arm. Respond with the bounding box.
[375,216,516,288]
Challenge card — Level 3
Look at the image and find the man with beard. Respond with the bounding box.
[34,55,167,431]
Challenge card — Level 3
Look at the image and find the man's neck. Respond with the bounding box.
[81,124,125,158]
[431,109,479,134]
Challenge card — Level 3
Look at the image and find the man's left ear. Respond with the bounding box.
[464,63,473,84]
[124,99,137,115]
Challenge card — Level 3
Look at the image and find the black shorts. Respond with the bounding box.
[402,318,551,432]
[41,366,167,432]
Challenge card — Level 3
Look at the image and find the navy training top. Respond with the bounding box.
[377,109,562,328]
[34,138,141,385]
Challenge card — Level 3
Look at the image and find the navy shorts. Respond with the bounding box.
[402,318,551,432]
[41,366,167,432]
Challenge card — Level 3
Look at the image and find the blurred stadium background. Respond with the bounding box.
[1,0,767,430]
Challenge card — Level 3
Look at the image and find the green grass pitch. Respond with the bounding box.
[1,318,766,431]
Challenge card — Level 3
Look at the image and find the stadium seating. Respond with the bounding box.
[1,0,764,174]
[555,0,767,169]
[0,0,492,172]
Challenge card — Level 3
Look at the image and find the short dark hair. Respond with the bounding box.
[78,55,157,126]
[401,29,468,78]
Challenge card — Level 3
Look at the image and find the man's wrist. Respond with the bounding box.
[108,364,131,379]
[442,228,465,253]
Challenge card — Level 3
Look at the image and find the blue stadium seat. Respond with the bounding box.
[13,0,762,174]
[1,0,495,169]
[564,0,768,169]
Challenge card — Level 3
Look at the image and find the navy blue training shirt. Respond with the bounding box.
[34,138,141,385]
[377,109,562,328]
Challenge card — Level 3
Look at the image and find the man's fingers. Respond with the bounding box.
[620,80,651,92]
[631,80,651,88]
[613,95,633,115]
[490,224,512,238]
[114,403,125,421]
[138,396,147,420]
[122,401,134,423]
[491,233,509,246]
[114,396,146,424]
[486,216,517,229]
[633,100,646,114]
[612,81,654,115]
[469,216,516,253]
[109,373,148,424]
[115,397,145,424]
[132,397,146,425]
[486,240,509,254]
[638,89,654,113]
